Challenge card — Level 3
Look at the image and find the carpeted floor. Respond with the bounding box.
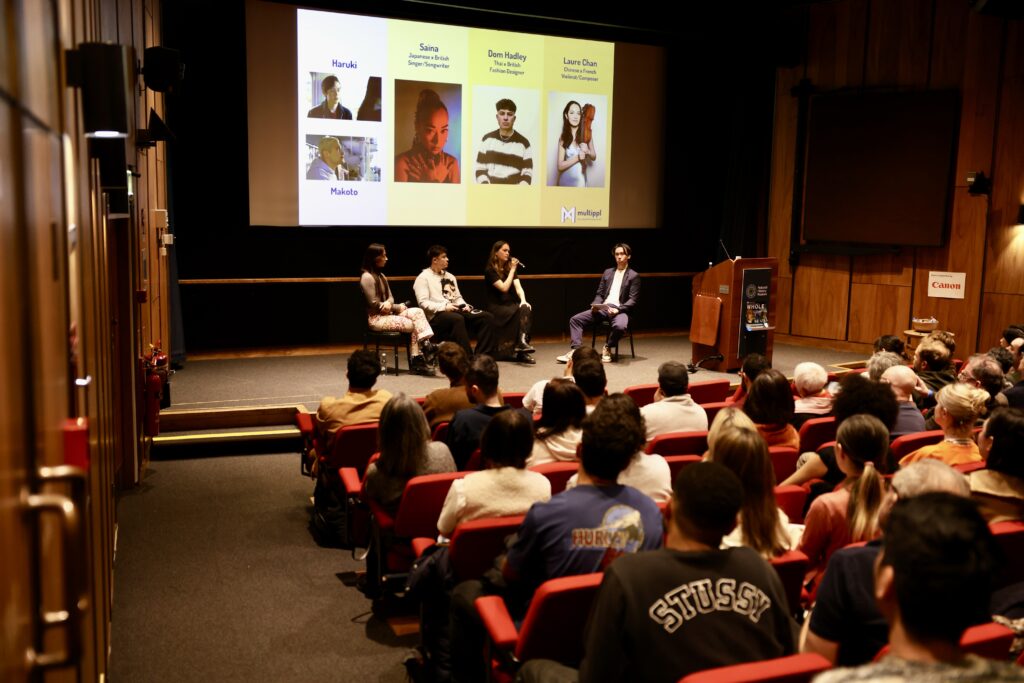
[166,335,866,412]
[110,452,416,682]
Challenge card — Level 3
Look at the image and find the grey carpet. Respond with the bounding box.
[166,335,866,412]
[110,453,415,682]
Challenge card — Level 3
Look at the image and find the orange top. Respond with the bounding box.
[899,440,981,468]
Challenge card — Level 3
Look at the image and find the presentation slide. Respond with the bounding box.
[246,0,664,229]
[296,9,614,227]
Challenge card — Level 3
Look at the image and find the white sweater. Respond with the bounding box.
[436,467,551,536]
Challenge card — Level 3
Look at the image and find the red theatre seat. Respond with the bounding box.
[503,392,526,409]
[476,573,603,682]
[431,421,449,442]
[890,430,944,461]
[647,430,709,456]
[664,455,703,482]
[701,401,730,426]
[769,550,810,616]
[769,446,799,482]
[322,421,379,478]
[798,417,836,455]
[624,383,658,408]
[529,461,578,494]
[412,515,525,584]
[678,653,832,683]
[774,485,807,524]
[688,379,731,404]
[875,622,1014,661]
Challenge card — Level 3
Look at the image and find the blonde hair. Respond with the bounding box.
[936,383,989,427]
[836,414,889,543]
[707,407,757,453]
[709,425,789,557]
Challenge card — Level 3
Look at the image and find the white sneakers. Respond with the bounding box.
[555,349,574,364]
[601,346,613,363]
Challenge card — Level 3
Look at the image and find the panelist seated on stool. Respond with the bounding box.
[557,243,640,364]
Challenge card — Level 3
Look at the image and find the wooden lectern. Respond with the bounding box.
[690,257,778,372]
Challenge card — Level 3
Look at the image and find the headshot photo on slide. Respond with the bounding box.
[547,92,607,188]
[304,134,381,182]
[471,86,540,186]
[393,80,462,184]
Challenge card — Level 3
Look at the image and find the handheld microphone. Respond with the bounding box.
[515,259,527,269]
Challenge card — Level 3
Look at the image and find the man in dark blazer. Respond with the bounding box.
[557,243,640,364]
[307,75,353,119]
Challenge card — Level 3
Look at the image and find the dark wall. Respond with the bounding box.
[164,1,781,352]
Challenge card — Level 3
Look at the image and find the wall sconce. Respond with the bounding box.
[65,43,133,139]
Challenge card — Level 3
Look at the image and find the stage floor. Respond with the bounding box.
[165,335,866,413]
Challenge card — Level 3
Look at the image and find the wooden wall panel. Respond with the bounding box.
[16,1,59,129]
[848,283,911,343]
[912,189,987,355]
[767,67,801,281]
[805,1,868,88]
[929,0,968,88]
[952,12,1005,187]
[983,21,1024,295]
[851,252,913,286]
[776,276,792,335]
[791,254,850,339]
[980,293,1024,352]
[864,0,932,87]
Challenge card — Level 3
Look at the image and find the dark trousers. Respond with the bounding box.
[568,309,629,348]
[431,310,497,357]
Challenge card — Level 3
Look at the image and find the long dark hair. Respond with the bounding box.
[412,89,447,150]
[361,243,390,302]
[559,100,582,149]
[487,240,510,278]
[536,379,586,441]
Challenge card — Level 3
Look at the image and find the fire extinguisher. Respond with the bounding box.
[141,341,169,436]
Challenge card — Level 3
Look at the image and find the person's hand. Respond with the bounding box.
[913,375,931,396]
[579,142,590,157]
[608,307,619,316]
[380,301,393,314]
[423,156,450,183]
[510,258,520,270]
[445,303,459,312]
[395,303,408,314]
[521,301,531,309]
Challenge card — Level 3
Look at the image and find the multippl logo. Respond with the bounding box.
[560,206,603,224]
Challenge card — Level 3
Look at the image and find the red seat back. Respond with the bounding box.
[774,485,807,524]
[991,520,1024,587]
[875,622,1014,661]
[688,379,731,404]
[431,421,449,442]
[529,461,578,494]
[701,401,730,426]
[624,383,659,408]
[448,515,524,582]
[503,392,526,409]
[798,417,836,454]
[664,455,702,482]
[393,472,468,539]
[769,446,799,482]
[890,429,943,460]
[679,652,832,683]
[953,461,986,475]
[769,550,809,616]
[515,573,604,664]
[647,430,709,456]
[464,448,483,471]
[324,422,379,476]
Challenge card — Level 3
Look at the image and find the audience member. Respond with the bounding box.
[970,407,1024,523]
[1003,344,1024,407]
[422,342,473,428]
[705,405,758,457]
[913,338,957,394]
[639,360,709,442]
[867,351,904,382]
[446,355,509,468]
[520,463,797,683]
[781,373,898,491]
[744,368,800,450]
[566,394,672,503]
[880,365,928,439]
[802,461,971,666]
[900,383,988,467]
[522,347,601,416]
[814,493,1020,683]
[792,361,833,429]
[873,334,906,357]
[314,349,392,445]
[437,410,551,536]
[708,422,796,557]
[727,352,770,407]
[1008,338,1024,386]
[364,394,455,514]
[527,379,586,466]
[447,388,663,682]
[989,346,1016,378]
[798,414,888,586]
[573,357,608,411]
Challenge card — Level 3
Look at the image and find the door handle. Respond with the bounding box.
[24,465,88,670]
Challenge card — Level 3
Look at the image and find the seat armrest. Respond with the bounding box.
[476,596,519,650]
[412,537,435,558]
[296,411,314,435]
[339,467,362,497]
